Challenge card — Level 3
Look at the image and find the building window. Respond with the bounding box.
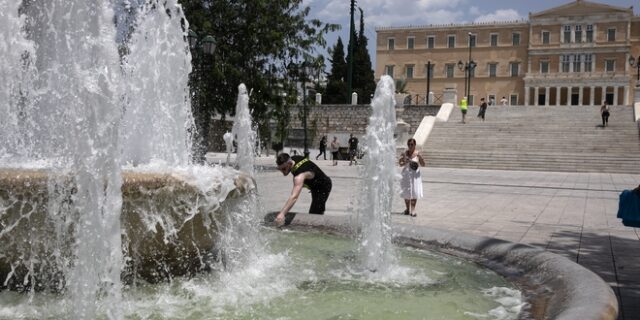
[585,54,592,72]
[563,25,571,43]
[561,55,570,72]
[573,54,581,72]
[425,63,434,79]
[542,31,550,44]
[512,33,520,46]
[427,36,435,49]
[388,38,395,50]
[385,65,394,77]
[605,59,615,72]
[586,25,593,42]
[510,62,519,77]
[448,35,456,48]
[468,95,475,106]
[406,65,414,79]
[540,61,549,73]
[407,37,415,49]
[575,25,582,43]
[469,34,476,48]
[490,34,498,47]
[489,63,497,77]
[510,94,518,106]
[607,28,616,42]
[445,64,454,78]
[469,66,475,78]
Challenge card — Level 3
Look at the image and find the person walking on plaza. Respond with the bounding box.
[330,136,340,166]
[274,153,332,226]
[459,96,468,123]
[348,133,359,166]
[600,101,610,127]
[399,138,426,217]
[477,97,487,121]
[316,135,327,160]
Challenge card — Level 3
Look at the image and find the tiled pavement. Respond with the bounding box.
[212,153,640,319]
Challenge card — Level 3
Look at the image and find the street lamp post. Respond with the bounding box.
[187,30,216,163]
[457,33,477,101]
[300,61,313,159]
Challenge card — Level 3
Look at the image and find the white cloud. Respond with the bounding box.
[473,9,523,23]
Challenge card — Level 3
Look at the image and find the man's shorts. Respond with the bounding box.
[461,109,467,114]
[309,179,332,214]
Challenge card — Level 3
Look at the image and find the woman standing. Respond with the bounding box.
[316,136,327,160]
[329,136,340,166]
[399,138,426,217]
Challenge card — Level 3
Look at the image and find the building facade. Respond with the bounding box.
[375,0,640,106]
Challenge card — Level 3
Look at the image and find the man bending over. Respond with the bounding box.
[274,153,332,226]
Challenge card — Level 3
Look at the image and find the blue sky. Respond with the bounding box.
[303,0,639,69]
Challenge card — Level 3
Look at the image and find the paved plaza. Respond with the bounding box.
[209,153,640,319]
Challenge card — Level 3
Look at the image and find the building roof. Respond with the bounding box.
[529,0,633,19]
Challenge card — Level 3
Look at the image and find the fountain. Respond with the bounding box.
[0,1,254,319]
[357,75,397,273]
[0,0,619,319]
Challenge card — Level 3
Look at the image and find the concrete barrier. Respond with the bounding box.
[412,116,435,148]
[435,102,454,122]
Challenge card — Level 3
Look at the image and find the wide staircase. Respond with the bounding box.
[422,105,640,173]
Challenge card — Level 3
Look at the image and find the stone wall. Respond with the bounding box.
[207,104,440,152]
[288,104,440,146]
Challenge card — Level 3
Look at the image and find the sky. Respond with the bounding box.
[303,0,639,70]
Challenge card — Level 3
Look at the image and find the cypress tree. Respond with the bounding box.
[324,37,348,104]
[352,8,376,104]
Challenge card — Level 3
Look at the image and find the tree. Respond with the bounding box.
[352,8,376,104]
[323,37,347,104]
[180,0,339,162]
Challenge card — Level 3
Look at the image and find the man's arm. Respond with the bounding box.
[275,173,308,226]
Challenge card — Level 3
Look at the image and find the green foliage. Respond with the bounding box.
[351,8,376,104]
[395,78,408,94]
[326,8,375,105]
[324,37,347,104]
[180,0,339,160]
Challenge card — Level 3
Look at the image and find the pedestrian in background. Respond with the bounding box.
[477,97,487,121]
[460,96,468,124]
[600,101,610,127]
[348,134,359,166]
[330,136,340,166]
[316,135,327,160]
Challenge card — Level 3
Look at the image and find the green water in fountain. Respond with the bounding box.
[0,230,522,319]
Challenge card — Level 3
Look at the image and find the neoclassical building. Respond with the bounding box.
[375,0,640,106]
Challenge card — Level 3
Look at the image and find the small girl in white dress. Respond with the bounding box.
[399,138,426,217]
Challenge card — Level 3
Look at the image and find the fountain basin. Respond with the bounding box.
[0,168,255,289]
[282,213,619,320]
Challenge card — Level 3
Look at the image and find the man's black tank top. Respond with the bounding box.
[290,155,331,191]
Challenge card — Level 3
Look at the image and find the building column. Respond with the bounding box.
[566,86,572,105]
[578,86,583,106]
[601,86,607,104]
[545,87,550,106]
[624,85,629,105]
[590,86,595,106]
[524,86,530,106]
[534,87,539,106]
[613,86,618,106]
[556,87,562,106]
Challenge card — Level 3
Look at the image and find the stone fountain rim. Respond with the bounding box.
[279,213,618,320]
